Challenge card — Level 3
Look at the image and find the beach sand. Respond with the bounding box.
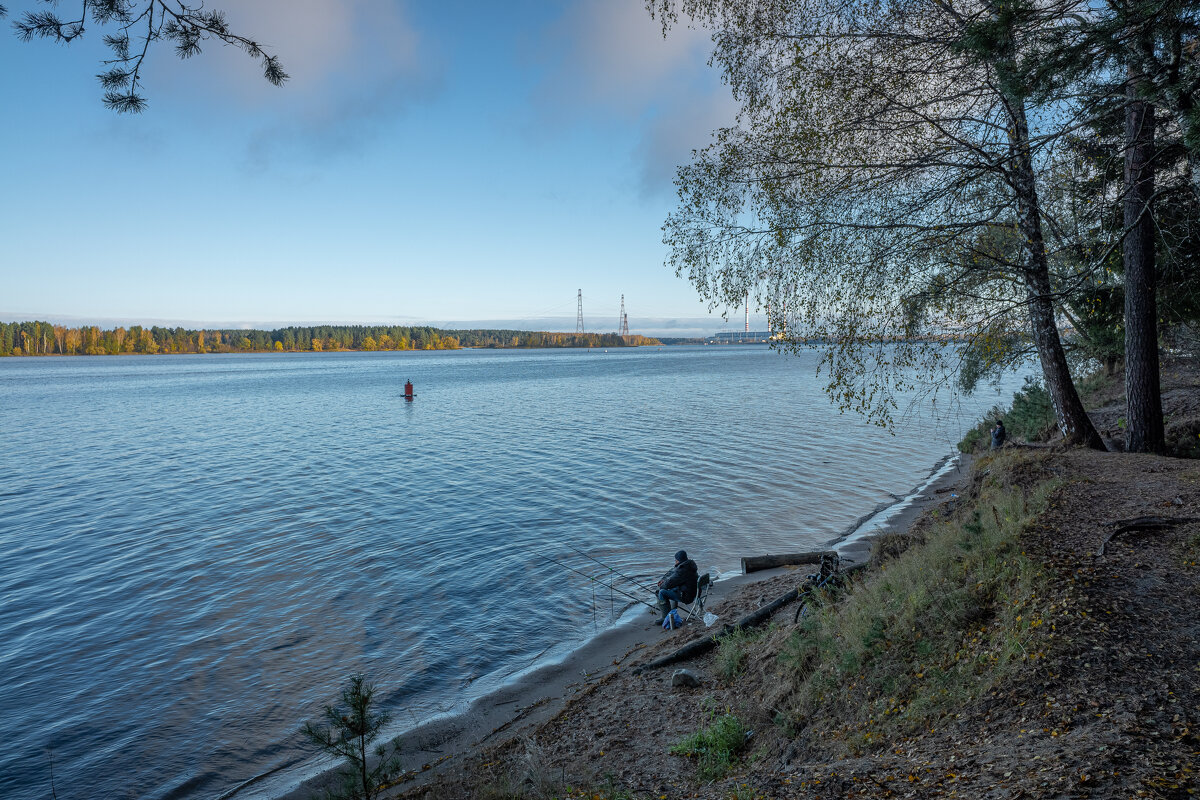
[273,454,971,800]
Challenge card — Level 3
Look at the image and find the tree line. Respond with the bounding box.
[0,321,658,356]
[650,0,1200,454]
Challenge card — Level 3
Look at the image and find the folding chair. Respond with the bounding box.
[676,572,712,625]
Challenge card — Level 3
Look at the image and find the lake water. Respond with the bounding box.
[0,346,1020,799]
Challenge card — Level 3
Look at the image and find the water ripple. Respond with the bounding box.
[0,347,1021,800]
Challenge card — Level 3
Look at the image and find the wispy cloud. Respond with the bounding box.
[634,84,739,196]
[534,0,711,115]
[154,0,441,163]
[529,0,734,194]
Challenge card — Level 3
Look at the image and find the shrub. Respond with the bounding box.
[1003,378,1057,441]
[958,377,1058,452]
[957,423,989,453]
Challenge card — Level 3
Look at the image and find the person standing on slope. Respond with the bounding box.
[991,419,1007,450]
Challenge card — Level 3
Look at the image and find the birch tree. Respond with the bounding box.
[649,0,1106,447]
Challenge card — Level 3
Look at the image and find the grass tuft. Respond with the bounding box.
[715,627,765,683]
[670,711,750,781]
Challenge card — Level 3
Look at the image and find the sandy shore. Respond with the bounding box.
[266,453,971,800]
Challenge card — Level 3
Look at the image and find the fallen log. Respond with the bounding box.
[1107,515,1200,533]
[738,588,801,628]
[633,589,800,674]
[1097,516,1200,556]
[741,551,838,574]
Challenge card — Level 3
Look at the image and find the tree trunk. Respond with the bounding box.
[360,733,370,799]
[1006,97,1107,450]
[1124,67,1165,454]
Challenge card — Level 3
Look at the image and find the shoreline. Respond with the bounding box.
[831,451,968,567]
[250,450,972,800]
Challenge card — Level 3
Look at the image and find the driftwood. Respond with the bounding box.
[741,551,838,574]
[634,552,868,674]
[633,589,800,674]
[1097,516,1200,556]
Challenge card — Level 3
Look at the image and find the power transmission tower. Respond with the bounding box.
[619,295,629,337]
[576,289,585,334]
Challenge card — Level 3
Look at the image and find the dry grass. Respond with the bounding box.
[774,451,1063,754]
[714,627,768,684]
[473,741,644,800]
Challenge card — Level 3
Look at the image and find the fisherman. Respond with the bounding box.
[991,419,1007,450]
[656,550,699,625]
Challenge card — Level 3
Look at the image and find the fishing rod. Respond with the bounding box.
[567,544,657,595]
[541,554,657,611]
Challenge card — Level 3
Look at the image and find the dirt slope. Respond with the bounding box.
[396,448,1198,800]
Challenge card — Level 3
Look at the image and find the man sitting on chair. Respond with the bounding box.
[656,549,698,625]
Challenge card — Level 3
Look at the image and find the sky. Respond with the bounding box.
[0,0,766,337]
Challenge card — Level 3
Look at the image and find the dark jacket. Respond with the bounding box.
[991,423,1007,449]
[660,558,699,604]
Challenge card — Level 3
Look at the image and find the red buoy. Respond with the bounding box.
[404,380,414,400]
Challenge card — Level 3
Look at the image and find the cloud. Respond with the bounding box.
[535,0,712,115]
[530,0,736,195]
[635,87,739,195]
[211,0,426,104]
[152,0,440,161]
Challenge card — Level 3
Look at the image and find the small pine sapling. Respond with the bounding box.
[301,675,402,800]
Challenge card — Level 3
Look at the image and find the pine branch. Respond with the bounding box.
[11,0,288,112]
[97,66,132,89]
[102,90,146,113]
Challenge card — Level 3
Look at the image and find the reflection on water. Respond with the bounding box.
[0,347,1019,799]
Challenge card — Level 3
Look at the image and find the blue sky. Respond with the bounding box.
[0,0,766,336]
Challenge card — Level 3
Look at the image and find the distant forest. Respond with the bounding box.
[0,321,661,356]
